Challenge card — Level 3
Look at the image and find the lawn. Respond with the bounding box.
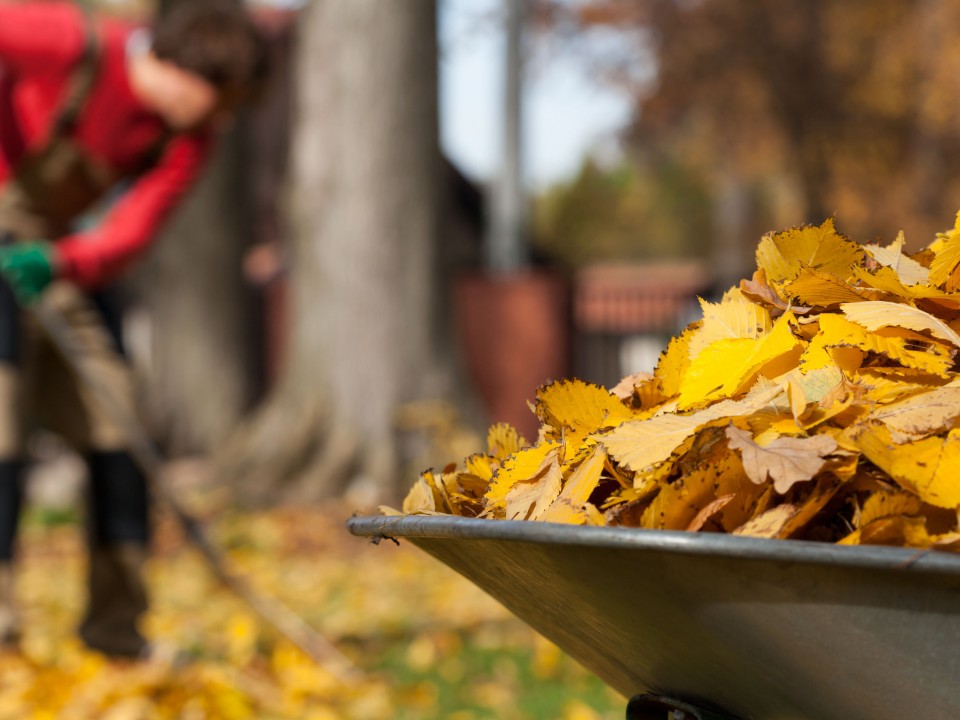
[0,501,624,719]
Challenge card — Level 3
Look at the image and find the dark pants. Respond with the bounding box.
[0,279,150,559]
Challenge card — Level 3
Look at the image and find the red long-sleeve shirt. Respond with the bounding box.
[0,1,213,288]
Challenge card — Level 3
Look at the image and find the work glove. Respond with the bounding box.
[0,241,55,306]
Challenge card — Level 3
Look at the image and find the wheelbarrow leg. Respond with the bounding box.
[627,694,743,720]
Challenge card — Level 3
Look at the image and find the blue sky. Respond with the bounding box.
[125,0,637,190]
[438,0,637,191]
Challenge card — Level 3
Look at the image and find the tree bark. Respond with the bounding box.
[214,0,446,505]
[131,128,257,455]
[129,0,258,455]
[909,0,948,240]
[711,169,751,294]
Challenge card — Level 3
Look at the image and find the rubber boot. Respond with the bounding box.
[0,460,22,648]
[0,563,19,647]
[80,451,150,657]
[78,543,148,658]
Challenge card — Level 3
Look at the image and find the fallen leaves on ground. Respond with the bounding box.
[1,504,623,719]
[395,211,960,551]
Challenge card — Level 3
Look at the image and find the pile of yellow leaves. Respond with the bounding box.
[397,213,960,550]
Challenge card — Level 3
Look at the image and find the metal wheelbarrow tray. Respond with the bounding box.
[347,514,960,720]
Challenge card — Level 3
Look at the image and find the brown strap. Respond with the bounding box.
[134,127,173,177]
[51,6,101,136]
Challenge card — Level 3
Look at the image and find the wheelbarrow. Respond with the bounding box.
[347,515,960,720]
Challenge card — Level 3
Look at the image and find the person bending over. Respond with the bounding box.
[0,0,267,657]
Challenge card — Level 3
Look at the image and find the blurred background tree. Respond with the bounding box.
[533,0,960,286]
[213,0,452,504]
[534,153,713,268]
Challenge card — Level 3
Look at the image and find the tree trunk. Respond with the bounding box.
[131,125,258,455]
[711,169,751,294]
[214,0,446,506]
[909,0,948,241]
[746,0,833,225]
[129,0,258,455]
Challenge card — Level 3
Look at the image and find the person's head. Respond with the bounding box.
[146,1,269,130]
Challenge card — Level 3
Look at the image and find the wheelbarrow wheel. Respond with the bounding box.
[626,694,743,720]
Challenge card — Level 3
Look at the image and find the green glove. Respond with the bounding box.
[0,241,55,305]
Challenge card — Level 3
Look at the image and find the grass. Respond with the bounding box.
[4,501,626,719]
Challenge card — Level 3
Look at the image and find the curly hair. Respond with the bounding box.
[151,1,269,104]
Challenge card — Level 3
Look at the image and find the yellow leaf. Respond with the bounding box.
[787,374,807,422]
[929,211,960,290]
[536,379,635,450]
[487,423,528,461]
[610,371,653,400]
[748,410,802,441]
[604,384,783,472]
[783,365,845,405]
[733,477,843,538]
[610,373,668,416]
[505,450,563,521]
[640,464,719,531]
[725,425,838,494]
[540,499,603,527]
[820,433,862,466]
[841,300,960,348]
[855,367,947,404]
[780,475,846,537]
[807,314,952,377]
[485,441,560,509]
[678,312,803,408]
[739,268,800,312]
[783,266,879,306]
[686,495,736,532]
[798,335,854,376]
[714,454,772,532]
[799,392,859,432]
[635,377,669,411]
[854,424,960,509]
[851,265,959,302]
[603,470,661,514]
[603,454,632,488]
[436,466,486,516]
[863,232,929,286]
[688,288,772,359]
[932,532,960,551]
[465,453,497,481]
[583,502,606,526]
[540,446,607,524]
[403,471,443,513]
[604,415,709,473]
[677,337,754,406]
[733,504,797,538]
[852,265,913,296]
[655,327,695,397]
[840,515,932,548]
[857,490,923,529]
[658,433,766,533]
[755,218,864,285]
[630,459,675,489]
[865,386,960,442]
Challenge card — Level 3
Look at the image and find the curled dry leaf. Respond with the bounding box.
[863,232,930,286]
[725,425,838,494]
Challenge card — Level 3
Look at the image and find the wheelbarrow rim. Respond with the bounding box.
[348,514,960,576]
